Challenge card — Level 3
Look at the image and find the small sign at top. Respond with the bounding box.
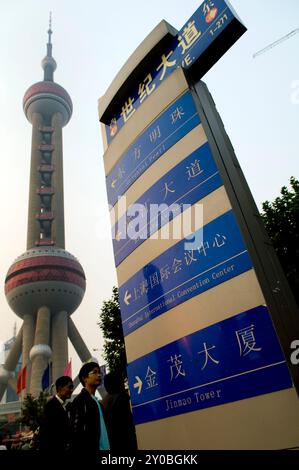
[104,0,246,144]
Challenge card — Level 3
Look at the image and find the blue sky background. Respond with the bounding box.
[0,0,298,378]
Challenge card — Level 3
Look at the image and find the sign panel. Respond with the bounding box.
[99,0,299,447]
[128,305,293,424]
[105,0,246,143]
[120,210,253,336]
[113,142,222,266]
[106,91,200,207]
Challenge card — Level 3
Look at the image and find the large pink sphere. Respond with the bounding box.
[23,81,73,126]
[5,248,86,318]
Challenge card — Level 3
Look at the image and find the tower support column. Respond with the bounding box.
[27,112,43,249]
[51,310,68,381]
[0,327,23,401]
[30,306,52,396]
[68,317,92,362]
[51,112,65,248]
[22,313,35,394]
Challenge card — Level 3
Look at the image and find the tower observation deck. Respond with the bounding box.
[0,19,93,398]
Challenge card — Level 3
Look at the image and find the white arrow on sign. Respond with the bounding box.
[111,179,118,189]
[134,376,143,394]
[124,290,132,306]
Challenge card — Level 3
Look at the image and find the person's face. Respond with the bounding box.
[58,382,74,401]
[85,367,101,387]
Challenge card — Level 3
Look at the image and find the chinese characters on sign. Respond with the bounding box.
[112,142,222,266]
[104,0,245,143]
[106,91,200,207]
[127,306,292,424]
[119,210,253,336]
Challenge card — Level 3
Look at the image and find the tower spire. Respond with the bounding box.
[47,12,53,54]
[42,12,57,81]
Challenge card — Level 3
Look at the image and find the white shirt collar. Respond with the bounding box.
[55,394,66,408]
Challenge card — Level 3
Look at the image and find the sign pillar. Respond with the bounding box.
[98,1,299,449]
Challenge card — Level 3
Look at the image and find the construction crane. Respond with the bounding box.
[253,27,299,58]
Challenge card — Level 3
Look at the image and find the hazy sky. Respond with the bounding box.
[0,0,298,379]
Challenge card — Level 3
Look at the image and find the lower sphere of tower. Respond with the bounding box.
[23,81,72,126]
[5,248,86,318]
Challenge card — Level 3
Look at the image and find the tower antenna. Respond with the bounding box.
[48,11,53,45]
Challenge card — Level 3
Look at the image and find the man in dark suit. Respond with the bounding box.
[102,371,137,451]
[39,375,74,451]
[69,362,110,452]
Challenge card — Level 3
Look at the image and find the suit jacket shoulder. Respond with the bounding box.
[39,396,70,450]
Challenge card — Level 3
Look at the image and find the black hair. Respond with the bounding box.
[55,375,73,391]
[78,361,100,386]
[104,371,124,394]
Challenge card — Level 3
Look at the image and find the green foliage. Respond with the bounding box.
[98,286,127,376]
[21,392,48,431]
[261,176,299,304]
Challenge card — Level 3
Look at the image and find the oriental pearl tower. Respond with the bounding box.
[0,18,92,398]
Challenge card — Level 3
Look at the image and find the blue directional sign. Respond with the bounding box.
[105,0,246,143]
[106,91,200,207]
[128,305,293,424]
[119,210,253,336]
[113,142,222,266]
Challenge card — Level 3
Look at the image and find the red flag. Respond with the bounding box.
[63,360,72,378]
[17,370,21,395]
[17,366,27,395]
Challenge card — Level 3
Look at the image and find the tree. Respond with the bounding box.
[21,392,48,431]
[98,286,127,376]
[261,176,299,305]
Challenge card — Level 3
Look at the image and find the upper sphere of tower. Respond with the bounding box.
[5,248,86,319]
[41,55,57,73]
[23,81,73,126]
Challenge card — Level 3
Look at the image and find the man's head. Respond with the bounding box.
[104,371,124,395]
[79,362,101,389]
[55,376,73,401]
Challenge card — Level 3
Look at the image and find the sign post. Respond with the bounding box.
[98,0,299,449]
